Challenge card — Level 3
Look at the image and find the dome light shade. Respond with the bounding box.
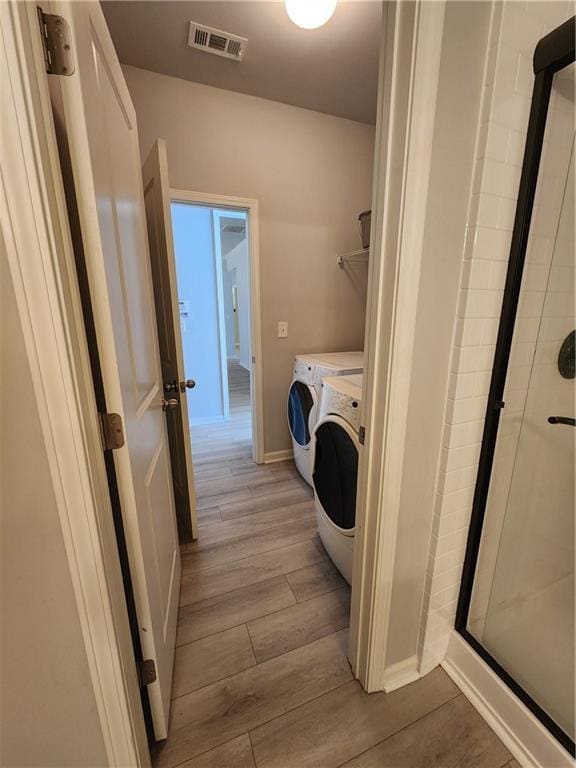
[284,0,337,29]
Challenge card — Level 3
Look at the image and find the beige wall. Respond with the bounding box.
[385,1,492,667]
[122,65,375,455]
[0,247,108,767]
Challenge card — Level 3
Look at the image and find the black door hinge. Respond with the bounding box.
[359,425,366,445]
[137,659,157,688]
[37,7,75,76]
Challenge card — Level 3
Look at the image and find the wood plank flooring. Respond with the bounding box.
[154,368,513,768]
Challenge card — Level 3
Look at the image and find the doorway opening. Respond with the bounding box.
[169,194,262,467]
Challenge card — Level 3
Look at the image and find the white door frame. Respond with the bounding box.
[349,0,446,692]
[3,0,449,761]
[211,208,232,421]
[170,189,264,465]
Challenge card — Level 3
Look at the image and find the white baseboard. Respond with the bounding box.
[418,655,442,678]
[382,655,420,693]
[443,632,573,768]
[263,449,293,464]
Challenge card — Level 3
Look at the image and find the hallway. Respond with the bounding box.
[153,414,515,768]
[190,358,252,467]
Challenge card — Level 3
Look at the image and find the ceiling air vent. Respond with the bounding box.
[188,22,247,61]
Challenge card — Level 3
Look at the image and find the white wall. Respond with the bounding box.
[0,248,108,767]
[123,65,375,455]
[172,203,227,425]
[225,238,250,371]
[418,0,575,674]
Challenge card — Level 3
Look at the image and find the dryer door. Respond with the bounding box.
[312,415,359,532]
[288,380,317,448]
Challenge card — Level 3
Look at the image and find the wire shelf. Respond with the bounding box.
[336,248,369,267]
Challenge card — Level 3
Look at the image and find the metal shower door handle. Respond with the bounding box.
[547,416,575,427]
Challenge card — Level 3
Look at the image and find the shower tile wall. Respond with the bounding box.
[418,0,575,674]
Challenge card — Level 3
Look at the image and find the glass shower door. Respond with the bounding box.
[469,140,575,742]
[459,46,575,755]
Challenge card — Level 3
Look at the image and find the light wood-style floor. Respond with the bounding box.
[153,361,515,768]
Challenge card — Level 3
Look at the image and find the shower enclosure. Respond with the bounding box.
[456,18,575,754]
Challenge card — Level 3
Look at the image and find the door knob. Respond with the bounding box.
[162,398,180,411]
[164,379,196,393]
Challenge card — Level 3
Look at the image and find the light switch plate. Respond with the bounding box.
[277,321,288,338]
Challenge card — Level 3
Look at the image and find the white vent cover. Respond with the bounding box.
[188,22,247,61]
[222,224,246,234]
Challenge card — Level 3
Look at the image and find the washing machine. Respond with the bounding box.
[311,373,363,584]
[287,352,364,486]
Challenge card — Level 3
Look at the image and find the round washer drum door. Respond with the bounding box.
[312,417,358,531]
[288,380,315,447]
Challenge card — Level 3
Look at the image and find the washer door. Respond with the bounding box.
[288,380,317,448]
[312,415,359,532]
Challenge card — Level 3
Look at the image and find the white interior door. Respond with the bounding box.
[143,139,199,541]
[52,0,180,740]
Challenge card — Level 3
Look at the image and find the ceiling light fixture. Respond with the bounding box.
[284,0,337,30]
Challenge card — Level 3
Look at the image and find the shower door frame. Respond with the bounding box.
[455,16,576,756]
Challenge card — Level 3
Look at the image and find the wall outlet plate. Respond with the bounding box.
[277,321,288,338]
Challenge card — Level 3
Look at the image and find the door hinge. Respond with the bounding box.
[359,425,366,445]
[99,412,125,450]
[137,659,157,688]
[37,7,75,76]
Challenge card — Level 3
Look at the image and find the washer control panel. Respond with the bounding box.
[293,359,316,385]
[319,383,361,431]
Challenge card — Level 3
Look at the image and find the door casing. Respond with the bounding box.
[170,188,265,465]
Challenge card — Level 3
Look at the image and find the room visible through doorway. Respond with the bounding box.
[170,201,253,464]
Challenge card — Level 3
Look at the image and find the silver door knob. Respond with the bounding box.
[162,398,180,411]
[180,379,196,392]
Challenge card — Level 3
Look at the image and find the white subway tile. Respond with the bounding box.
[445,415,486,448]
[433,549,466,578]
[517,289,545,319]
[430,581,461,609]
[478,193,503,228]
[506,126,527,166]
[500,4,545,52]
[441,442,482,472]
[465,259,493,289]
[430,563,464,594]
[497,196,517,230]
[481,157,521,199]
[441,487,475,515]
[457,318,486,347]
[515,52,534,98]
[548,265,574,292]
[474,226,513,261]
[522,262,549,291]
[484,121,509,163]
[488,260,509,290]
[438,468,464,495]
[453,345,496,373]
[461,289,504,319]
[491,90,531,133]
[446,397,487,426]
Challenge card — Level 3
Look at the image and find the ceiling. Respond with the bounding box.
[101,1,382,124]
